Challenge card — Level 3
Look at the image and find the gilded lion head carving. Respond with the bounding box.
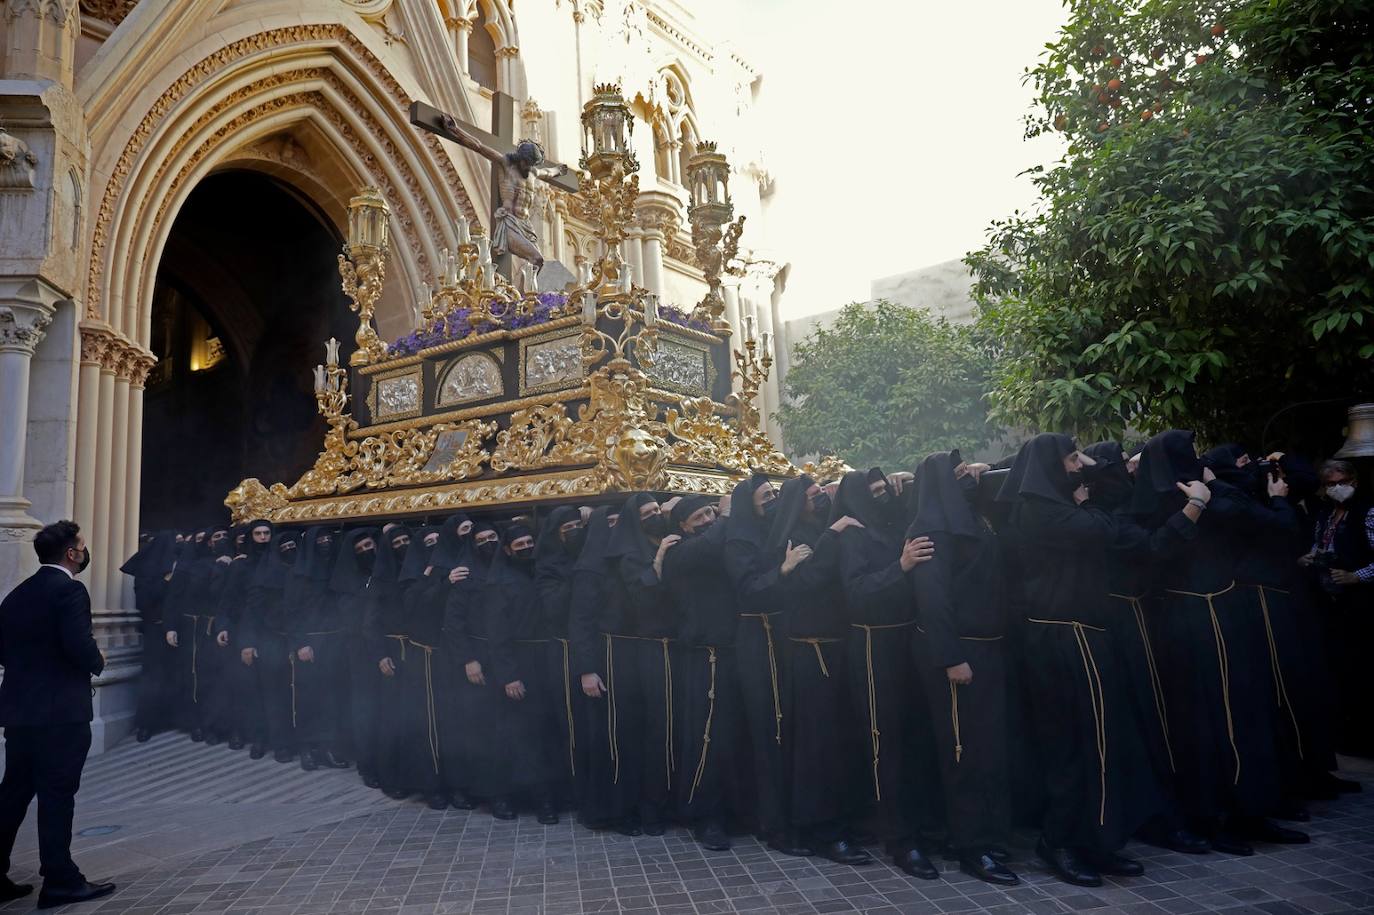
[607,426,667,491]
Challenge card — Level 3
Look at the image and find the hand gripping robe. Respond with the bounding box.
[774,476,866,845]
[660,497,746,833]
[723,475,791,841]
[123,531,177,736]
[440,519,498,802]
[908,451,1012,858]
[532,508,585,805]
[998,434,1164,854]
[482,524,564,809]
[833,472,940,849]
[1130,433,1285,826]
[243,530,303,754]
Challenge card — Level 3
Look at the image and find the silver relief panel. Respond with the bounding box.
[438,352,503,407]
[522,333,584,395]
[647,337,709,395]
[375,373,420,419]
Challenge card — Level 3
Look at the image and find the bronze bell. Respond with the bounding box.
[1335,403,1374,458]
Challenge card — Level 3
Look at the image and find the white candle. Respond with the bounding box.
[743,314,756,342]
[477,236,491,264]
[325,337,340,367]
[644,294,658,327]
[456,213,470,245]
[618,268,633,294]
[761,331,772,354]
[522,263,538,291]
[313,364,326,393]
[582,290,598,325]
[579,261,593,285]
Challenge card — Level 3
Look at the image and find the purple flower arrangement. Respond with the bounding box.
[386,291,712,358]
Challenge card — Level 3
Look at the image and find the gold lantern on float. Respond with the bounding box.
[686,141,745,335]
[340,187,391,366]
[579,83,637,180]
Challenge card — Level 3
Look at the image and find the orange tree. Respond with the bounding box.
[967,0,1374,445]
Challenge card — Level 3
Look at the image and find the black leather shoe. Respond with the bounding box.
[134,729,151,744]
[448,791,476,810]
[695,822,731,852]
[1159,828,1210,855]
[384,787,409,800]
[1036,839,1101,887]
[1210,833,1254,856]
[249,744,266,760]
[359,769,381,789]
[960,852,1018,886]
[0,878,33,904]
[537,803,559,825]
[1088,850,1144,877]
[986,844,1011,863]
[490,799,517,821]
[227,735,245,751]
[893,847,939,880]
[204,732,222,746]
[317,749,351,769]
[821,839,873,866]
[37,880,116,910]
[273,749,295,764]
[642,820,665,836]
[426,794,448,811]
[189,729,204,743]
[1246,818,1309,844]
[299,752,319,772]
[766,831,814,857]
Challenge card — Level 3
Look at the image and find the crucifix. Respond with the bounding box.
[410,93,579,282]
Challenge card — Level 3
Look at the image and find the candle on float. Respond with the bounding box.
[455,213,470,245]
[618,267,633,294]
[522,263,538,292]
[476,235,491,265]
[582,290,598,325]
[743,314,757,342]
[313,364,326,394]
[325,337,340,367]
[761,330,773,354]
[644,294,658,328]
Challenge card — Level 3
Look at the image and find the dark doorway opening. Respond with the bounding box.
[141,170,353,531]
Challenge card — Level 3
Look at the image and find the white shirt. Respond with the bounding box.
[40,563,76,580]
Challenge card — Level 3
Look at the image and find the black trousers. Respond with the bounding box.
[134,620,172,733]
[292,632,348,751]
[0,724,91,886]
[255,633,295,752]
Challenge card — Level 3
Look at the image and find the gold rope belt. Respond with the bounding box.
[385,633,408,662]
[789,636,841,678]
[851,621,916,801]
[556,638,577,777]
[740,613,783,744]
[687,646,719,805]
[1109,593,1175,773]
[1027,618,1108,826]
[1165,583,1241,784]
[914,625,1005,642]
[288,630,345,730]
[407,640,441,775]
[915,626,1003,764]
[181,614,212,705]
[1251,585,1303,760]
[601,633,675,788]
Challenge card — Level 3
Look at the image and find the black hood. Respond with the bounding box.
[329,528,381,594]
[830,469,898,542]
[907,450,981,540]
[1129,429,1202,516]
[725,473,773,547]
[996,433,1079,505]
[1083,441,1135,512]
[252,530,302,590]
[605,492,658,563]
[573,507,617,574]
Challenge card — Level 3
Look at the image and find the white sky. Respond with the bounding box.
[733,0,1069,319]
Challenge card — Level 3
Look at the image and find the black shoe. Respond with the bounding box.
[299,752,318,772]
[642,821,665,837]
[986,844,1012,863]
[490,799,517,821]
[134,729,151,744]
[695,822,731,852]
[189,729,204,743]
[766,831,814,857]
[960,852,1018,886]
[615,821,643,837]
[227,735,245,751]
[316,749,351,769]
[0,879,33,904]
[1036,839,1101,887]
[204,732,222,746]
[1158,828,1210,855]
[37,880,116,910]
[1245,818,1310,845]
[537,803,559,826]
[820,839,873,866]
[448,791,476,810]
[384,787,409,800]
[249,744,266,760]
[273,749,295,764]
[893,847,938,880]
[1087,850,1144,877]
[1210,833,1255,856]
[426,794,448,811]
[360,769,381,789]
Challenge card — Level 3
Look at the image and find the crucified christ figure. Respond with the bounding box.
[440,115,568,271]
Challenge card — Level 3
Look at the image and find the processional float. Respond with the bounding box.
[226,85,837,524]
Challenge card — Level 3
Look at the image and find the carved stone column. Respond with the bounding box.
[0,289,57,586]
[634,200,678,299]
[448,17,472,72]
[722,279,743,389]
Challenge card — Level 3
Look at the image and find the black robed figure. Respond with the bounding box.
[287,527,352,772]
[373,523,436,799]
[659,494,746,853]
[532,507,587,809]
[440,518,496,812]
[123,531,177,741]
[907,451,1019,886]
[214,520,273,755]
[998,433,1164,887]
[357,525,410,790]
[323,528,378,778]
[832,471,942,879]
[163,528,231,740]
[243,529,303,762]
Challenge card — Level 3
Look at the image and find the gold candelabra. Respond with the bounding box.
[728,318,773,435]
[686,141,744,336]
[339,189,391,366]
[417,221,559,329]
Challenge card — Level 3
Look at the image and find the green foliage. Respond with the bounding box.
[777,301,996,470]
[967,0,1374,444]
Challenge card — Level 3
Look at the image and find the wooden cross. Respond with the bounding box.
[410,93,579,279]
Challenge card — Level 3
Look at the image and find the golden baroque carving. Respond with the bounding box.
[799,455,853,484]
[87,25,476,320]
[491,404,597,472]
[225,478,290,521]
[341,419,497,492]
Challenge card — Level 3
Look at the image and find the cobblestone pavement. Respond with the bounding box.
[3,735,1373,914]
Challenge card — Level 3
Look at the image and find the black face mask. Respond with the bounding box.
[1064,471,1084,494]
[315,540,335,560]
[356,549,376,574]
[280,546,298,564]
[509,547,535,568]
[958,473,979,502]
[761,499,779,519]
[563,528,587,556]
[640,514,669,540]
[391,542,409,565]
[685,518,713,537]
[74,546,91,574]
[476,540,499,563]
[809,492,831,517]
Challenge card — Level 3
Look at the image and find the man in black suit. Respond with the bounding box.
[0,521,116,909]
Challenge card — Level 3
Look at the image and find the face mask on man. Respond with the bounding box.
[761,499,779,518]
[1327,483,1356,504]
[809,491,831,517]
[73,545,91,574]
[563,528,587,556]
[640,514,669,540]
[357,548,376,573]
[475,540,499,563]
[509,547,535,568]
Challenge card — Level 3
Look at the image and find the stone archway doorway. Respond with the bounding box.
[139,169,353,530]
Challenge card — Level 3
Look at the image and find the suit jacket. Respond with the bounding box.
[0,566,105,727]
